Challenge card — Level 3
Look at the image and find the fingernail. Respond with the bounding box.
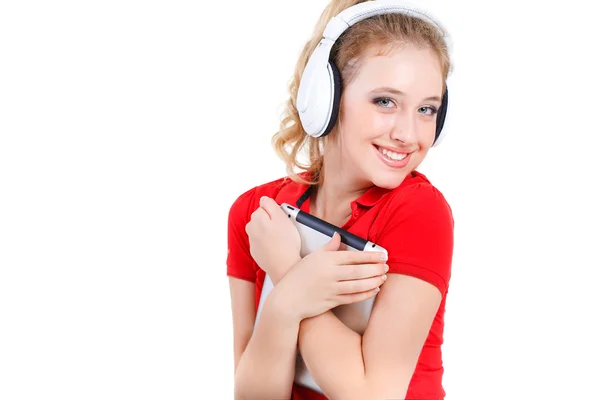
[382,274,387,281]
[375,287,380,292]
[384,264,389,273]
[379,253,387,262]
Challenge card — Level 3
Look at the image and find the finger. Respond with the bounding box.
[317,232,341,253]
[336,287,380,305]
[335,263,389,281]
[335,275,387,295]
[332,249,387,265]
[259,196,282,220]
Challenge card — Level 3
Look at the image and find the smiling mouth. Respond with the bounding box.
[374,145,411,161]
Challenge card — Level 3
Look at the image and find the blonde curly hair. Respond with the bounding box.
[271,0,452,186]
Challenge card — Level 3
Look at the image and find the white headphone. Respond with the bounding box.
[296,0,453,147]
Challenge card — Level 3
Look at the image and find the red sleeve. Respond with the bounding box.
[226,187,258,283]
[375,183,454,295]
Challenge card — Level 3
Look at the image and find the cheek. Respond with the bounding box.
[420,117,438,140]
[347,111,390,141]
[366,114,392,138]
[418,132,436,150]
[409,148,431,170]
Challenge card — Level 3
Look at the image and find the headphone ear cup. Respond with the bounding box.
[433,87,448,146]
[320,61,343,137]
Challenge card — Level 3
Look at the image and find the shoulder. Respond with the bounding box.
[375,170,455,263]
[381,170,453,227]
[374,170,454,294]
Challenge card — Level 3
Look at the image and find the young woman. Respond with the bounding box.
[226,1,454,399]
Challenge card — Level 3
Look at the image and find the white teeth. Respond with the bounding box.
[379,147,407,161]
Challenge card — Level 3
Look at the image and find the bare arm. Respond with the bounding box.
[229,277,300,400]
[297,274,442,400]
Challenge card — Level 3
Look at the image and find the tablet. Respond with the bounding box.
[254,202,388,395]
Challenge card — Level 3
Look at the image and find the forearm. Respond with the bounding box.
[298,312,374,400]
[234,288,300,400]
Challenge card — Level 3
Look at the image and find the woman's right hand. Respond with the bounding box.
[272,232,389,321]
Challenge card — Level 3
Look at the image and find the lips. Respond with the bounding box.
[373,144,412,168]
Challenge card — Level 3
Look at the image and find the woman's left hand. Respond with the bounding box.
[245,196,301,283]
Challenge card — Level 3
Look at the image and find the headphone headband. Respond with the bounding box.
[324,1,449,47]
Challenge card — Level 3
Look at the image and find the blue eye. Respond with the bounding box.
[373,97,395,108]
[418,106,438,115]
[374,97,438,115]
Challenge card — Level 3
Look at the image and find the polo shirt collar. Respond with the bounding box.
[354,185,392,207]
[356,170,426,207]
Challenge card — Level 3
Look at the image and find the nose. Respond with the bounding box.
[389,110,417,144]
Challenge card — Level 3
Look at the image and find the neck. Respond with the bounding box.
[310,156,371,227]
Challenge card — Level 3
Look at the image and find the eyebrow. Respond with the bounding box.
[369,86,442,102]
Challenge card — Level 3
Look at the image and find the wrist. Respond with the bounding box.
[271,253,302,285]
[268,284,303,325]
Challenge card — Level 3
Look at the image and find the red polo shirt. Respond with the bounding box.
[226,170,454,400]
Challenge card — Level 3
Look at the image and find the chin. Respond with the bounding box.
[370,170,410,190]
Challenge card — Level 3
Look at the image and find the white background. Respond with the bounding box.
[1,0,599,399]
